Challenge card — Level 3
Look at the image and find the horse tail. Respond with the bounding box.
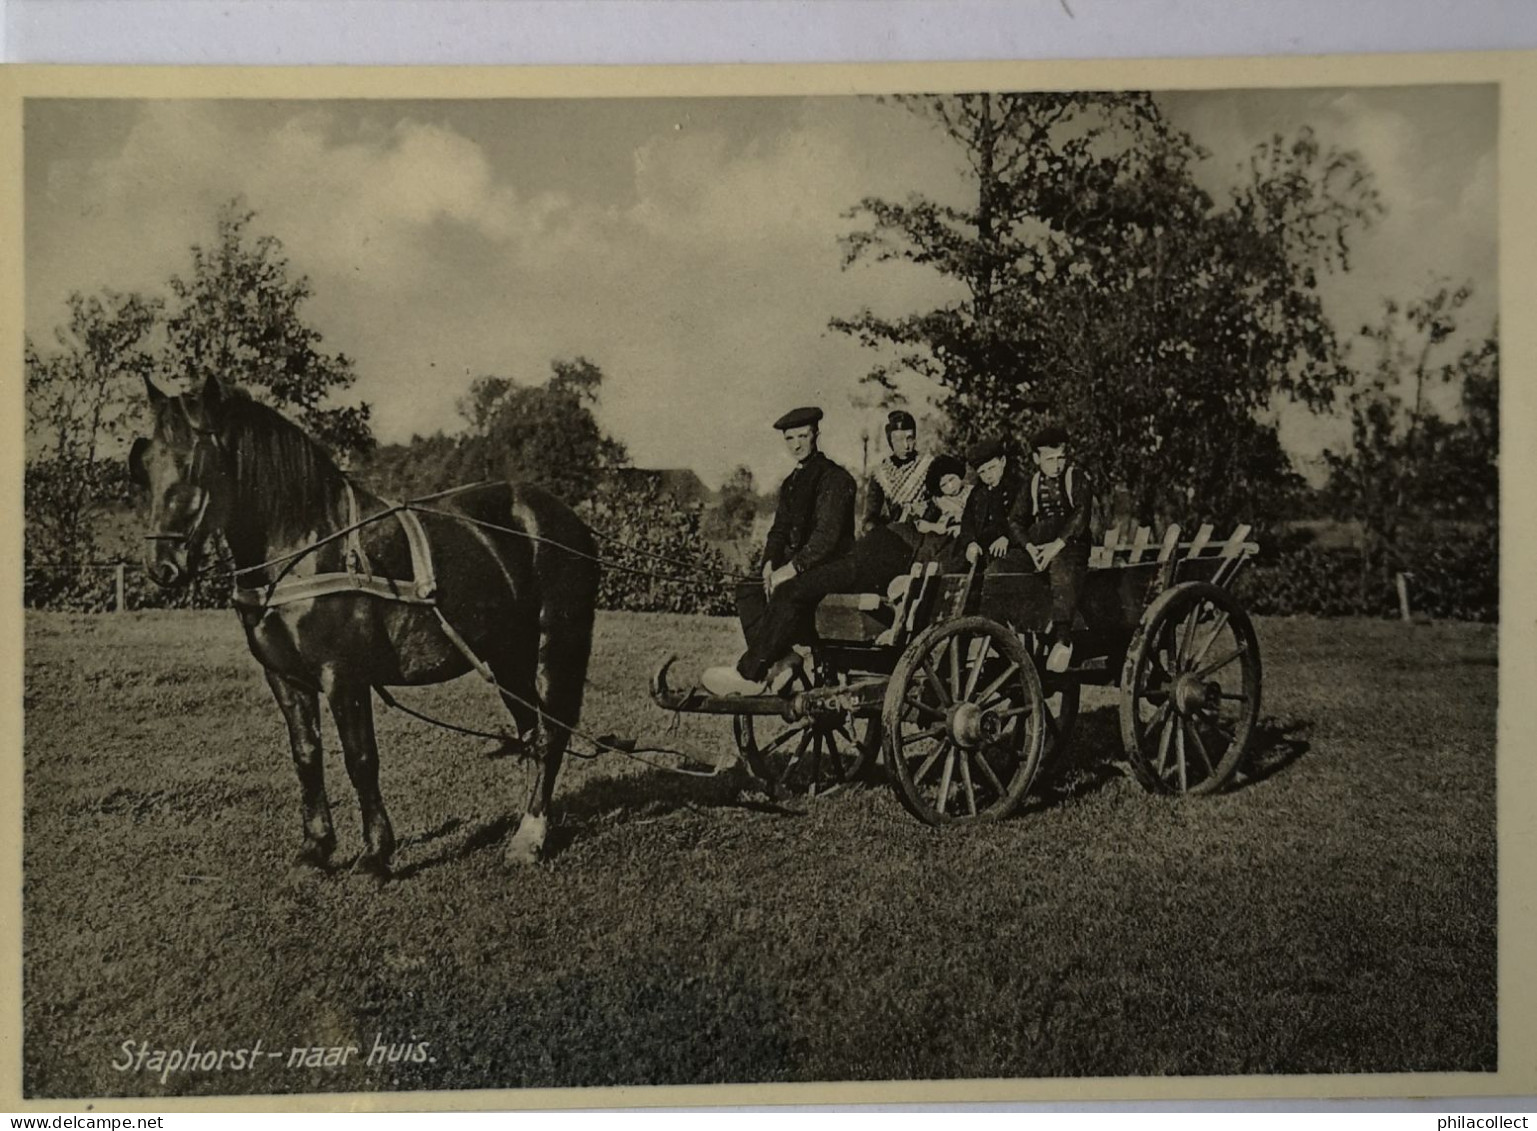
[511,485,600,748]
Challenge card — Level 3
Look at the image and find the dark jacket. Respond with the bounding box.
[961,468,1024,551]
[764,450,857,574]
[1008,464,1094,547]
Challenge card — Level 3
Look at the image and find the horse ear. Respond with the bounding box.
[128,437,150,488]
[144,375,168,408]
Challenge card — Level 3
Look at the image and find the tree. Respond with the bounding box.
[1324,282,1496,559]
[25,289,162,570]
[162,200,374,460]
[703,464,759,541]
[455,357,630,504]
[833,95,1382,529]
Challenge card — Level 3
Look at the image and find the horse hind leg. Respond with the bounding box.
[323,674,396,881]
[486,630,550,867]
[522,605,597,864]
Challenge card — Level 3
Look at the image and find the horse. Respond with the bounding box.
[128,374,601,877]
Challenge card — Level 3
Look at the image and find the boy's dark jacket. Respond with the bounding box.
[960,467,1024,550]
[1008,464,1094,547]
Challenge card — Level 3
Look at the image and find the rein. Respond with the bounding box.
[221,479,732,780]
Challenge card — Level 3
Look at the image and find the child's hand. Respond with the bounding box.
[965,542,983,565]
[1039,539,1065,567]
[988,537,1010,559]
[1026,543,1046,570]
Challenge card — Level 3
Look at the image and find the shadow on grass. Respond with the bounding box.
[544,762,814,858]
[1017,707,1313,810]
[1231,716,1313,790]
[1023,705,1129,812]
[390,815,518,881]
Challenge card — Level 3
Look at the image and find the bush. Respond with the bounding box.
[579,480,741,616]
[1238,524,1497,622]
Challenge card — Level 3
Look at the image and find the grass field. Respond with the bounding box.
[22,609,1496,1098]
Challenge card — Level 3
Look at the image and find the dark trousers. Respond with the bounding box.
[1021,520,1089,644]
[735,526,915,680]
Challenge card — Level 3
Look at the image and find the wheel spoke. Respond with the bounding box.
[995,704,1034,721]
[921,657,952,706]
[1189,610,1232,670]
[759,719,810,756]
[1155,712,1174,775]
[1177,603,1208,670]
[947,637,963,702]
[973,747,1007,794]
[1194,644,1246,681]
[904,695,947,722]
[1175,717,1188,791]
[1193,712,1236,751]
[960,634,992,702]
[781,726,814,786]
[958,746,978,816]
[1183,718,1214,779]
[912,739,949,784]
[901,723,948,744]
[1217,691,1249,703]
[936,742,958,814]
[1141,700,1171,742]
[974,661,1021,709]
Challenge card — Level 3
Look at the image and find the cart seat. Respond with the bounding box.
[814,591,894,642]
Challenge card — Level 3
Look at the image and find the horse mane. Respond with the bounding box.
[198,388,348,545]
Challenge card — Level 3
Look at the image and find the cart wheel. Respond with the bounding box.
[882,616,1046,825]
[1119,581,1261,795]
[733,666,881,799]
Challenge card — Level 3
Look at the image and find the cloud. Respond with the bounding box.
[31,90,1496,493]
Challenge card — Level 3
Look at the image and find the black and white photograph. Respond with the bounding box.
[9,54,1523,1107]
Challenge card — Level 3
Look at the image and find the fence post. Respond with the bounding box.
[115,563,126,614]
[1396,571,1412,623]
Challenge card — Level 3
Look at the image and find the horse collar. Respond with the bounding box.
[233,485,439,611]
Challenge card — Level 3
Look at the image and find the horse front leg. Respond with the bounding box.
[323,674,396,881]
[265,669,336,872]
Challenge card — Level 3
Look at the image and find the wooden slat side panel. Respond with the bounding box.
[1157,523,1182,563]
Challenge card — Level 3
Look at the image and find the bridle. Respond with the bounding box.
[143,400,226,555]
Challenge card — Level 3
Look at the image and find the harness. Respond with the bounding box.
[231,484,439,610]
[144,417,738,779]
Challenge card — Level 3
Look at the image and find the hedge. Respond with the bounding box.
[27,524,1497,624]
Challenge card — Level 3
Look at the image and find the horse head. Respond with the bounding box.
[129,374,234,589]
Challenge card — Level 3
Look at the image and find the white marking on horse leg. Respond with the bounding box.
[504,812,547,867]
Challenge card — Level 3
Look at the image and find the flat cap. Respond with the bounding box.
[1032,423,1069,450]
[773,406,824,431]
[966,436,1007,466]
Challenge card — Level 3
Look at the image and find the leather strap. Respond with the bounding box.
[234,496,437,610]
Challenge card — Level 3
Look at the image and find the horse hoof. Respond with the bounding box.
[356,854,392,885]
[503,814,548,868]
[287,845,333,882]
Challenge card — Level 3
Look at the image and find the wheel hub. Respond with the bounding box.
[1173,673,1220,716]
[947,701,999,748]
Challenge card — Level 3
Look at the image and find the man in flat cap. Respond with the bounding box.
[863,409,932,534]
[702,406,858,697]
[961,436,1024,567]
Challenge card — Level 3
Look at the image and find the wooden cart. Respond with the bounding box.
[651,522,1261,825]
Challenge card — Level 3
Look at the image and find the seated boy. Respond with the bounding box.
[1007,425,1093,674]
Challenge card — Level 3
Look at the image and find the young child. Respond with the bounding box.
[1008,425,1093,673]
[911,453,970,570]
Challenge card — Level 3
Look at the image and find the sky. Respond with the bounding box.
[24,86,1497,490]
